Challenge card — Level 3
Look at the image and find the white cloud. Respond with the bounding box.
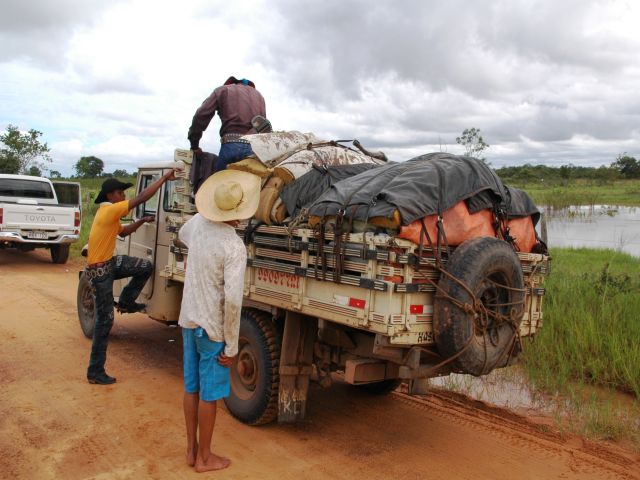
[1,0,640,176]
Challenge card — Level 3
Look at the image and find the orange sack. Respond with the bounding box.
[398,200,537,253]
[398,201,494,247]
[507,216,536,253]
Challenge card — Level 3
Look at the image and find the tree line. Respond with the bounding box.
[2,124,639,182]
[0,125,131,179]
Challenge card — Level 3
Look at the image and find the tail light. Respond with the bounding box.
[410,304,433,315]
[334,295,366,309]
[0,207,3,225]
[75,211,81,227]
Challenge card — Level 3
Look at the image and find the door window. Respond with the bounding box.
[136,173,161,218]
[163,180,181,212]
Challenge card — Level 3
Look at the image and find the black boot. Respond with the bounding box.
[116,302,146,314]
[87,372,117,385]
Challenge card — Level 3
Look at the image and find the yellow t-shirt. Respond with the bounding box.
[87,201,131,264]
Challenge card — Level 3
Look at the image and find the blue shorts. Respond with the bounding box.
[182,327,231,402]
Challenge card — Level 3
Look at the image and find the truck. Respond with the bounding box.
[1,174,81,264]
[76,149,549,425]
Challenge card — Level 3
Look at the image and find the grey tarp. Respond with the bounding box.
[280,163,381,219]
[306,153,540,226]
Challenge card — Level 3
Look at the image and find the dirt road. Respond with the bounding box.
[1,249,638,480]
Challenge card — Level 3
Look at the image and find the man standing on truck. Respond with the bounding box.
[177,169,260,472]
[85,172,176,385]
[187,76,266,172]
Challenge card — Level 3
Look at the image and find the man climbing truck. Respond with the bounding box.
[77,136,549,425]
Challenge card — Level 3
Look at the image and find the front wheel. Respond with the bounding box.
[224,309,281,425]
[77,272,96,338]
[51,244,70,264]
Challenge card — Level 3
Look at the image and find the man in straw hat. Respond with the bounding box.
[188,76,266,173]
[177,169,260,472]
[85,170,177,385]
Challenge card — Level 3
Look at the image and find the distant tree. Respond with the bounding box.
[27,165,43,177]
[112,169,129,177]
[74,156,105,178]
[0,124,52,174]
[456,127,490,163]
[611,153,640,179]
[558,164,573,186]
[49,170,62,179]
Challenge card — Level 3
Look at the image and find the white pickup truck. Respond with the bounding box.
[0,174,81,264]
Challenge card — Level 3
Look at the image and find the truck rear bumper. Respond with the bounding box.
[0,232,79,245]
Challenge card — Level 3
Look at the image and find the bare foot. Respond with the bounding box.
[194,453,231,473]
[186,444,198,467]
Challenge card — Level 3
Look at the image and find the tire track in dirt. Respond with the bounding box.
[392,390,640,480]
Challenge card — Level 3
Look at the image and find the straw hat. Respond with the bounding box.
[195,170,261,222]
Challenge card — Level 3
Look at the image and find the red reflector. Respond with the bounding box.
[74,211,81,227]
[410,305,424,314]
[348,298,366,309]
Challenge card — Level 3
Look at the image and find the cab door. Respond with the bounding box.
[113,170,162,301]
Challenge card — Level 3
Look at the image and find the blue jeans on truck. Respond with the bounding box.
[86,255,152,379]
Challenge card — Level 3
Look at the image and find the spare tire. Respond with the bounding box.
[433,237,525,376]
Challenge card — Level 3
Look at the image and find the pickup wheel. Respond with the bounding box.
[77,272,96,339]
[433,237,525,376]
[51,244,70,264]
[224,309,281,425]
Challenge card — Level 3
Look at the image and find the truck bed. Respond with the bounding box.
[161,219,548,347]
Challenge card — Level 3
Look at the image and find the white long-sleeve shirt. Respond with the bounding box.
[178,214,247,357]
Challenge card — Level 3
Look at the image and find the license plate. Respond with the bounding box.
[27,231,48,239]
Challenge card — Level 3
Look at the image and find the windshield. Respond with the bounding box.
[0,178,55,199]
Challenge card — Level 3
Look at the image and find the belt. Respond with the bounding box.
[221,133,251,145]
[87,260,111,269]
[85,259,113,279]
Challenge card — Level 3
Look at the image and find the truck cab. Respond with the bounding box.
[113,163,182,321]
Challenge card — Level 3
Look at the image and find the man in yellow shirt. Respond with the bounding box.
[86,171,175,385]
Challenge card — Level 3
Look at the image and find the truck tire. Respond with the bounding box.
[51,244,70,264]
[224,309,281,425]
[77,272,96,339]
[433,237,525,376]
[358,379,402,394]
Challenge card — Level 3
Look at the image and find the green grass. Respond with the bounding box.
[522,248,640,398]
[508,179,640,207]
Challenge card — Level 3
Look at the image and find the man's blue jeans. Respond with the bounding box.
[215,142,253,172]
[87,255,152,378]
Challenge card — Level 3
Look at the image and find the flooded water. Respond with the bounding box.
[543,205,640,257]
[428,367,640,432]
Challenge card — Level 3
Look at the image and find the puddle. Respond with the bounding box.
[429,367,549,412]
[428,367,640,436]
[543,205,640,257]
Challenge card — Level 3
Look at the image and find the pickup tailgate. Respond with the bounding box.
[2,203,76,235]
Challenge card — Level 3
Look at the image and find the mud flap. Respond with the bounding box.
[278,312,317,423]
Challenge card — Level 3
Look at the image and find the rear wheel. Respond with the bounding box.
[224,309,281,425]
[51,244,70,264]
[77,272,96,338]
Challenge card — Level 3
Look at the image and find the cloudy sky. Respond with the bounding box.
[1,0,639,176]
